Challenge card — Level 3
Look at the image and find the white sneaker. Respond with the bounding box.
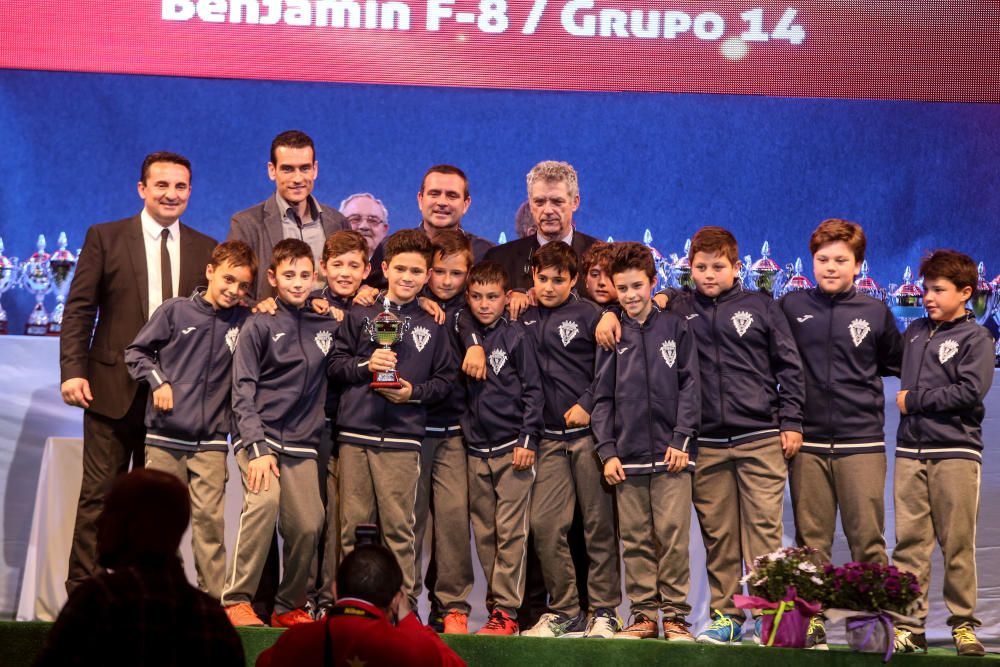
[521,612,584,637]
[583,612,622,638]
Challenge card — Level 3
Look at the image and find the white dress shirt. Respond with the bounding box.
[537,229,574,247]
[141,209,180,316]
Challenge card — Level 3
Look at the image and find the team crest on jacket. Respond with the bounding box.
[731,311,753,337]
[938,339,959,364]
[489,348,508,375]
[412,326,431,352]
[660,340,677,368]
[558,320,580,347]
[848,318,871,348]
[225,327,239,354]
[315,330,333,355]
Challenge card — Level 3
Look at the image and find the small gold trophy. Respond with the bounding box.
[363,298,409,388]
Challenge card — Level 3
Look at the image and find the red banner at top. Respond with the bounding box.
[3,1,998,102]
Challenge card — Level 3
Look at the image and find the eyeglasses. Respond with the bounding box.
[346,215,386,227]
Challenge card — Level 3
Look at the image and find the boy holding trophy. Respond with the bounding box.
[328,229,457,608]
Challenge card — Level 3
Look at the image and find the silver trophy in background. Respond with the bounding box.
[669,239,693,290]
[21,234,53,335]
[749,241,786,296]
[887,266,924,332]
[48,232,77,334]
[0,238,18,335]
[779,257,813,296]
[970,262,997,327]
[642,229,673,289]
[854,260,886,301]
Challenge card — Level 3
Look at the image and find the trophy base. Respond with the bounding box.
[0,321,6,335]
[47,322,62,335]
[25,323,49,336]
[371,370,402,389]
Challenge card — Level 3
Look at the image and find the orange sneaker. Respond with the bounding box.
[476,609,518,636]
[271,608,314,627]
[443,610,469,634]
[225,602,265,627]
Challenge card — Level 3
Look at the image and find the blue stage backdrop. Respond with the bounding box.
[1,69,999,332]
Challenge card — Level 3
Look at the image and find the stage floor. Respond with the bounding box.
[1,621,997,666]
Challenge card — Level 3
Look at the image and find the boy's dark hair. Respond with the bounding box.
[689,226,739,265]
[531,241,578,280]
[467,260,509,293]
[140,151,191,185]
[383,229,434,268]
[918,249,978,292]
[809,219,867,263]
[322,230,370,264]
[270,130,315,165]
[581,240,614,275]
[432,229,474,270]
[336,544,403,610]
[609,242,656,281]
[210,240,258,279]
[269,238,314,273]
[421,164,469,199]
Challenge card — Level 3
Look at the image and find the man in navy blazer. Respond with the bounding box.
[484,161,597,294]
[59,151,217,594]
[227,130,348,302]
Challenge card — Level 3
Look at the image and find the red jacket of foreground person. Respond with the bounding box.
[256,598,466,667]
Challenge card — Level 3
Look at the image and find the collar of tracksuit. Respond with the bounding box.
[620,304,662,330]
[813,285,857,303]
[693,282,744,306]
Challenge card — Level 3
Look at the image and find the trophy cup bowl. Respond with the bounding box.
[47,231,77,334]
[0,238,17,335]
[364,299,408,389]
[670,239,693,290]
[888,266,924,333]
[750,241,785,297]
[21,234,53,336]
[779,257,813,297]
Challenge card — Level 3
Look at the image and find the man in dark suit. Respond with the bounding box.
[59,151,218,594]
[484,160,598,293]
[228,130,348,302]
[365,164,492,288]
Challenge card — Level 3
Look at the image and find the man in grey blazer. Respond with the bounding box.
[227,130,348,303]
[59,152,217,594]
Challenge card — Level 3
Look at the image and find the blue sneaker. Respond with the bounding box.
[696,612,743,644]
[753,617,763,645]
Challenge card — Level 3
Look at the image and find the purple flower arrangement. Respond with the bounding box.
[821,561,921,615]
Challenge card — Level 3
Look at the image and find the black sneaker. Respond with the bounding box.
[953,626,986,657]
[428,608,445,633]
[894,628,928,653]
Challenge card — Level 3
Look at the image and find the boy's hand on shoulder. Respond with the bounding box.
[896,390,909,414]
[663,447,688,473]
[152,384,174,412]
[247,454,279,494]
[329,306,344,322]
[603,457,626,485]
[462,347,487,381]
[311,298,330,315]
[653,293,669,309]
[780,430,803,459]
[370,348,398,373]
[353,285,380,307]
[507,291,532,320]
[512,447,535,471]
[564,404,591,428]
[376,378,413,404]
[417,296,446,325]
[252,297,278,315]
[595,311,621,351]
